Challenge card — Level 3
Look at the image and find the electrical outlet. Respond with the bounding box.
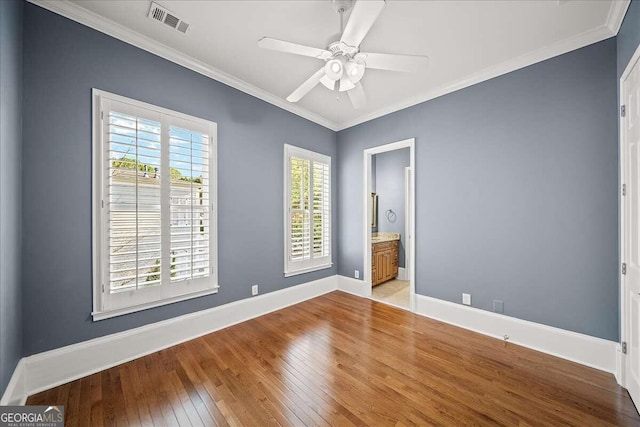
[251,285,258,296]
[462,293,471,305]
[493,300,504,314]
[355,270,360,279]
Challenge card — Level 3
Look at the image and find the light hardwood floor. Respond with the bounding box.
[27,291,640,426]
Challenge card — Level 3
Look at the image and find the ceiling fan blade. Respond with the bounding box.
[339,75,355,92]
[358,52,429,72]
[258,37,331,60]
[348,82,367,109]
[320,75,336,91]
[287,67,326,102]
[340,0,385,48]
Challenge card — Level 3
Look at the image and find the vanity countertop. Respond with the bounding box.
[371,232,400,243]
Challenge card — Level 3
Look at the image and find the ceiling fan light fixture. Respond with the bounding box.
[325,59,344,81]
[345,59,365,83]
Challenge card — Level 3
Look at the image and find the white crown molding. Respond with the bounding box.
[606,0,631,34]
[27,0,340,131]
[336,24,617,130]
[28,0,628,133]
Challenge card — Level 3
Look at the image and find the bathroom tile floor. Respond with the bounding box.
[371,279,410,309]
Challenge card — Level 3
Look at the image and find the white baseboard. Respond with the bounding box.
[2,277,623,403]
[20,275,337,398]
[337,275,369,297]
[415,294,618,374]
[0,359,26,406]
[615,344,624,386]
[397,267,406,280]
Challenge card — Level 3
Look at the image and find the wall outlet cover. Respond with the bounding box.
[251,285,258,296]
[462,293,471,305]
[355,270,360,279]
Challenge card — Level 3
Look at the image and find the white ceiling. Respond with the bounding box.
[33,0,629,130]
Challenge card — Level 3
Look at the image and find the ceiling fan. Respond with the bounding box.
[258,0,428,109]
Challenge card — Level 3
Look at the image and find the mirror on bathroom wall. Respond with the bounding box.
[370,193,378,228]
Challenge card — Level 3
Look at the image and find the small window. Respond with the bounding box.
[284,144,331,276]
[92,89,217,320]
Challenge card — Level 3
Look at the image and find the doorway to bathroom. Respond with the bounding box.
[363,138,415,311]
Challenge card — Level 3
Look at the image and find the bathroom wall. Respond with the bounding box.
[373,148,410,268]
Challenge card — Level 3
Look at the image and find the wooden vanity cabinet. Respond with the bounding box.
[372,240,399,286]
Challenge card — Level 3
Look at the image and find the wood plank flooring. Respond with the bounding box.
[27,291,640,426]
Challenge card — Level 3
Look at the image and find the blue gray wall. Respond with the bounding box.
[617,0,639,79]
[337,38,619,341]
[0,0,23,394]
[21,4,337,355]
[373,149,409,267]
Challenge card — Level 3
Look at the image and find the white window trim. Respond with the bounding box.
[92,89,218,321]
[283,144,332,277]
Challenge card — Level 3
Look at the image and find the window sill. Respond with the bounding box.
[92,286,220,321]
[284,263,333,278]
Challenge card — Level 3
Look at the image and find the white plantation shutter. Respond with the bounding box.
[290,157,310,262]
[312,161,330,258]
[284,144,331,276]
[93,90,217,319]
[107,110,163,294]
[169,125,210,282]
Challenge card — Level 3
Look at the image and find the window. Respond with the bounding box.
[284,144,331,276]
[92,89,217,320]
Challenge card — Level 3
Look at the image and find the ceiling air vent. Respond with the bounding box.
[147,2,190,34]
[177,21,190,34]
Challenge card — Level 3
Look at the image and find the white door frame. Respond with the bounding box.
[405,166,413,282]
[620,43,640,389]
[363,138,416,310]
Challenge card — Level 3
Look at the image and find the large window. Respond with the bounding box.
[284,144,331,276]
[92,90,217,320]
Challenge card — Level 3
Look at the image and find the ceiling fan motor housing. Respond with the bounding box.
[328,41,358,57]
